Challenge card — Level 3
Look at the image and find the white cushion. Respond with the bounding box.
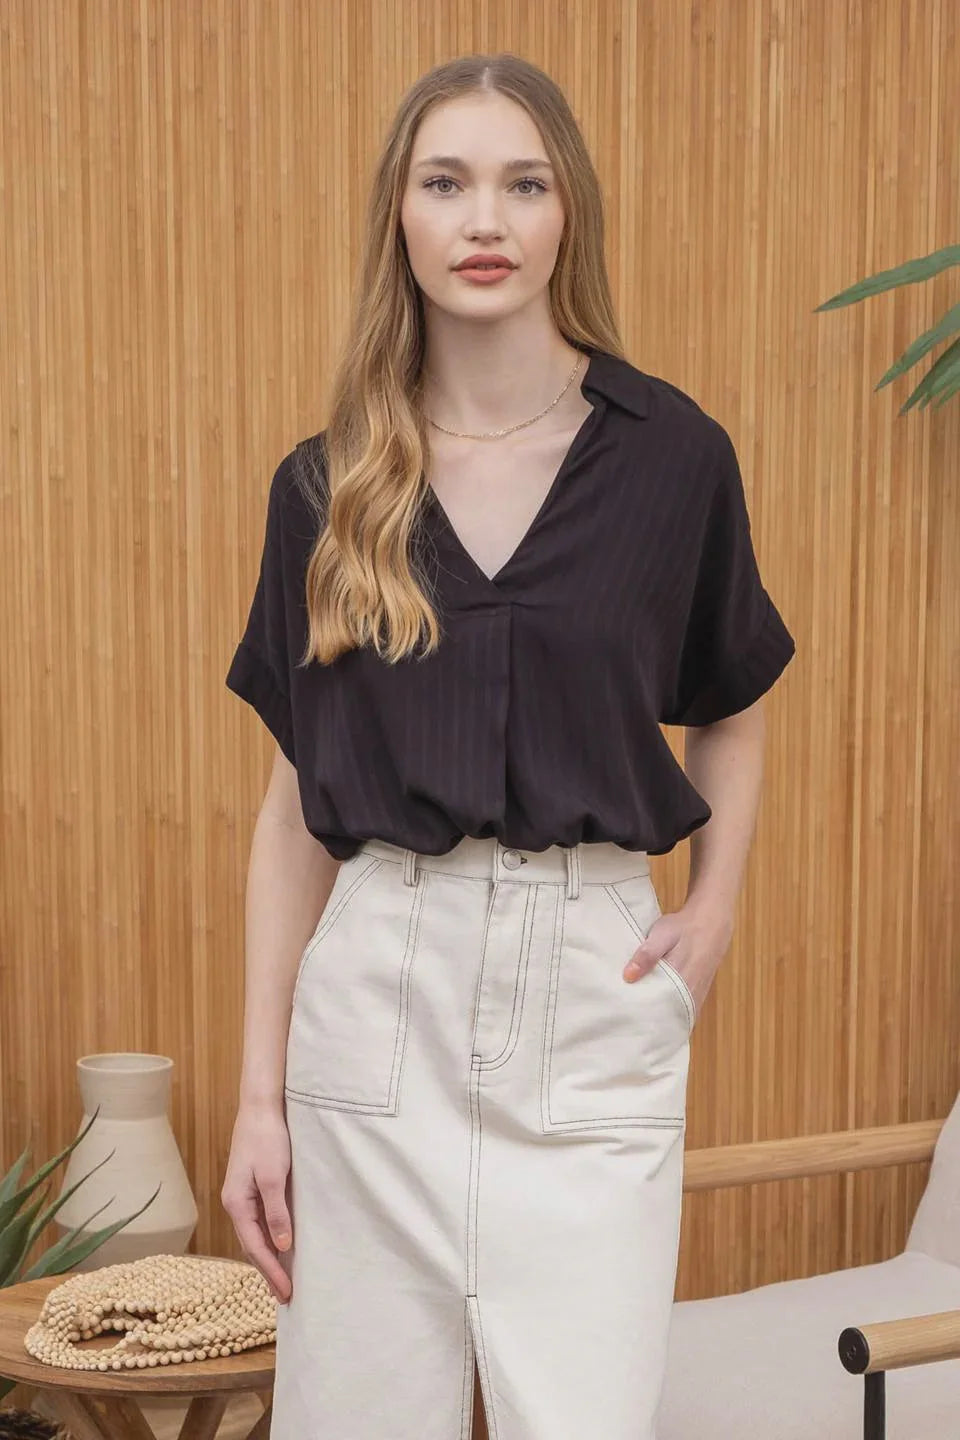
[657,1250,960,1439]
[906,1091,960,1267]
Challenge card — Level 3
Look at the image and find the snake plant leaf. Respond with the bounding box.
[0,1149,30,1208]
[814,243,960,311]
[20,1146,118,1259]
[0,1107,102,1233]
[875,303,960,387]
[18,1195,115,1281]
[0,1185,52,1285]
[20,1181,163,1279]
[899,336,960,413]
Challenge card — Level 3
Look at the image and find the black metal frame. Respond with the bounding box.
[839,1324,886,1440]
[863,1371,886,1440]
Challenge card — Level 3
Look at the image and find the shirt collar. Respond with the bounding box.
[581,346,651,419]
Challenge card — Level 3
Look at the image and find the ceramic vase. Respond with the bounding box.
[54,1053,198,1268]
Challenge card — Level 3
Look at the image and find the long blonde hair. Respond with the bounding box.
[295,52,626,667]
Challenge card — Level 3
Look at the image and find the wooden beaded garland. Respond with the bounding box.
[23,1254,277,1371]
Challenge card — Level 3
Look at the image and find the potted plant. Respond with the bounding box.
[0,1107,158,1427]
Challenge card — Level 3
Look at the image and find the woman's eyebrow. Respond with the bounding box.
[412,156,553,172]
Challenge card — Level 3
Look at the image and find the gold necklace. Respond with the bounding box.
[424,351,586,441]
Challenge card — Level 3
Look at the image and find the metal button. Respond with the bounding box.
[501,848,524,870]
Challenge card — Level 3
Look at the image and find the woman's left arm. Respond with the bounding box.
[622,699,767,1016]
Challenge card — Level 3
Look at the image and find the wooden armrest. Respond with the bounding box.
[682,1118,944,1192]
[839,1309,960,1373]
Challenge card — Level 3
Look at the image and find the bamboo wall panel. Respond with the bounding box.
[1,0,957,1304]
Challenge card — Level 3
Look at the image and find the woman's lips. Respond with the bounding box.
[454,265,515,284]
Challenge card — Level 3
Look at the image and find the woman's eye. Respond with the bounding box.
[424,176,458,195]
[422,176,548,196]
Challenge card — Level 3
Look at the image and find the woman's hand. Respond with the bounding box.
[221,1099,294,1304]
[622,900,735,1021]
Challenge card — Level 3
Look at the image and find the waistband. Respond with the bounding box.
[356,835,650,901]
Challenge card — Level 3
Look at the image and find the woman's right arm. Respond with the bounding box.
[220,743,343,1301]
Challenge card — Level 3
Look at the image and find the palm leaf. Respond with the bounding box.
[815,243,960,311]
[875,303,960,387]
[899,336,960,413]
[922,340,960,410]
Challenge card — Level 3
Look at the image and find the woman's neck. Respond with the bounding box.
[420,315,584,435]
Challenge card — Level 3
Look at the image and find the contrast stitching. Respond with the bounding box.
[384,866,426,1109]
[658,957,697,1029]
[601,881,658,943]
[286,861,423,1112]
[468,882,499,1056]
[539,885,687,1130]
[459,1297,473,1440]
[469,1297,501,1440]
[602,882,696,1029]
[465,1055,481,1300]
[283,1087,396,1114]
[475,885,534,1069]
[363,853,491,884]
[539,886,565,1130]
[289,857,382,1011]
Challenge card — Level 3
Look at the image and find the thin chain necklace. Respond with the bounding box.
[424,351,586,441]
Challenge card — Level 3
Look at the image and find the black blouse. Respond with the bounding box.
[225,346,796,861]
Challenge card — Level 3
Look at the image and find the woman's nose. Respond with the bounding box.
[463,190,508,235]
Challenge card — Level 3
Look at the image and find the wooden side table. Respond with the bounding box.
[0,1272,275,1440]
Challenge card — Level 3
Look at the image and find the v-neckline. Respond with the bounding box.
[423,350,602,594]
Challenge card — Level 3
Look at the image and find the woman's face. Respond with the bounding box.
[399,92,566,321]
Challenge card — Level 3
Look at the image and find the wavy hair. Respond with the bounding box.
[295,51,626,666]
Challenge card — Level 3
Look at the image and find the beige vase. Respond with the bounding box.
[54,1053,198,1268]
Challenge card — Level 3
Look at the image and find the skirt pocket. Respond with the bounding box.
[604,873,698,1032]
[284,854,421,1114]
[540,875,691,1133]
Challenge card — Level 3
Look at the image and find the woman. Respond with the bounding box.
[222,52,795,1440]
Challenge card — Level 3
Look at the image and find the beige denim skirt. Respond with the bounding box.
[273,834,694,1440]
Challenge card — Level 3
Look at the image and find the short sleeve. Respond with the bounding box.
[660,426,795,727]
[225,453,303,767]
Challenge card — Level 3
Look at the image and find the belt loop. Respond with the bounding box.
[565,844,581,901]
[403,848,419,887]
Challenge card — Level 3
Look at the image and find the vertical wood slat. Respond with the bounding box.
[0,0,957,1303]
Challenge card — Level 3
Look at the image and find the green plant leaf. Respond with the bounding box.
[919,337,960,402]
[20,1147,119,1258]
[0,1184,52,1285]
[814,243,960,311]
[932,371,960,406]
[897,337,960,413]
[19,1195,116,1279]
[924,341,960,409]
[21,1182,162,1280]
[0,1107,102,1233]
[875,303,960,387]
[0,1148,30,1207]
